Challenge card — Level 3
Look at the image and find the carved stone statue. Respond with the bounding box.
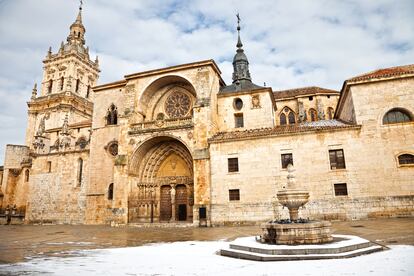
[298,101,306,123]
[317,101,325,120]
[61,114,69,135]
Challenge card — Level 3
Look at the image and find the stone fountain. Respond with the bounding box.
[220,164,384,261]
[259,164,333,245]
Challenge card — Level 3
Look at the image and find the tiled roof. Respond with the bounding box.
[273,86,339,100]
[347,64,414,82]
[209,120,359,143]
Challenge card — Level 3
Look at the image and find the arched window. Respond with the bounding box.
[327,107,334,120]
[280,113,287,125]
[77,158,83,186]
[75,79,80,93]
[398,154,414,166]
[279,107,296,126]
[86,85,90,98]
[108,183,114,200]
[60,77,64,91]
[106,104,118,125]
[25,169,30,182]
[309,109,317,122]
[48,79,53,94]
[383,108,413,124]
[288,112,296,124]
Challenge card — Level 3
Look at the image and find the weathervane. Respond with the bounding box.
[236,13,243,49]
[79,0,83,10]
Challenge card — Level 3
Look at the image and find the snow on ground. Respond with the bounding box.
[0,240,413,276]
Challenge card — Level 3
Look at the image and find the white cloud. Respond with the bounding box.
[0,0,413,163]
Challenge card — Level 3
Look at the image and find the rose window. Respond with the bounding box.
[165,91,191,118]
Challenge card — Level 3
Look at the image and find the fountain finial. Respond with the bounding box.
[286,164,296,189]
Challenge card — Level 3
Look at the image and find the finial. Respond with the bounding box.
[31,83,37,100]
[236,13,243,49]
[264,82,266,87]
[95,55,99,64]
[79,0,83,11]
[47,46,52,58]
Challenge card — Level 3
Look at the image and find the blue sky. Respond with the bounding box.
[0,0,413,164]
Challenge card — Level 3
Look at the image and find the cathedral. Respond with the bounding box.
[0,8,413,226]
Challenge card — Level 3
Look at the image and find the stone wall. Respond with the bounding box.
[26,152,89,224]
[209,120,414,225]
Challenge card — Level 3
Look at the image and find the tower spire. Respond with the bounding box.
[232,13,251,83]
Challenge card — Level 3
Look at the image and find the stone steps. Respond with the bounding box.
[220,245,383,261]
[220,234,385,261]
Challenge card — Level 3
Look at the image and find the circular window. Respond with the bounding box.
[165,91,191,118]
[108,142,118,157]
[234,98,243,110]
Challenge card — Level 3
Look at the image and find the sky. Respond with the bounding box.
[0,0,413,164]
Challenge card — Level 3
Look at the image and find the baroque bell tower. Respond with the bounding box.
[26,4,100,152]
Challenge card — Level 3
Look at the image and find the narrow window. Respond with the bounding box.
[308,96,313,101]
[309,109,317,122]
[327,107,334,120]
[398,154,414,165]
[334,183,348,196]
[329,149,346,169]
[234,113,244,128]
[228,158,239,173]
[288,112,296,124]
[229,189,240,201]
[75,79,80,93]
[77,158,83,186]
[108,183,114,200]
[25,169,30,182]
[60,77,64,90]
[281,153,293,169]
[106,104,118,125]
[47,161,52,173]
[383,108,412,124]
[86,85,90,98]
[48,79,53,94]
[280,113,287,125]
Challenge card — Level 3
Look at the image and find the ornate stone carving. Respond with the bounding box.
[165,91,191,118]
[36,116,46,136]
[317,101,325,120]
[298,101,307,123]
[251,94,261,108]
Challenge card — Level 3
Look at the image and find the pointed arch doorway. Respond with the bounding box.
[128,137,194,223]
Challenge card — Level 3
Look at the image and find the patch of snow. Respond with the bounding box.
[0,241,413,276]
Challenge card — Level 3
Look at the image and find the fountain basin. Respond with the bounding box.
[276,189,309,221]
[260,220,333,245]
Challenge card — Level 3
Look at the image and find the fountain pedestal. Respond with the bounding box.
[260,164,333,245]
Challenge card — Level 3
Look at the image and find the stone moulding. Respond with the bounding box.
[208,124,361,143]
[128,118,194,135]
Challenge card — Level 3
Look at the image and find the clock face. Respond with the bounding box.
[165,91,191,118]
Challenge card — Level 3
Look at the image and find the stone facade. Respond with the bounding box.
[0,9,413,226]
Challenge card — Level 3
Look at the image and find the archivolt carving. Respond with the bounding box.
[129,139,193,182]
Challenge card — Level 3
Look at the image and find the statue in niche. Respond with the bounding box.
[298,101,307,123]
[317,101,325,120]
[61,114,69,135]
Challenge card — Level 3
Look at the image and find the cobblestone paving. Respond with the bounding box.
[0,217,412,264]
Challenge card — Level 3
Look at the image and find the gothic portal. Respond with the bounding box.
[128,137,194,223]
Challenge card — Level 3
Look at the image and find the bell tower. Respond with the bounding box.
[26,5,100,150]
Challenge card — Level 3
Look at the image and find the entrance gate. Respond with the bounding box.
[160,185,172,221]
